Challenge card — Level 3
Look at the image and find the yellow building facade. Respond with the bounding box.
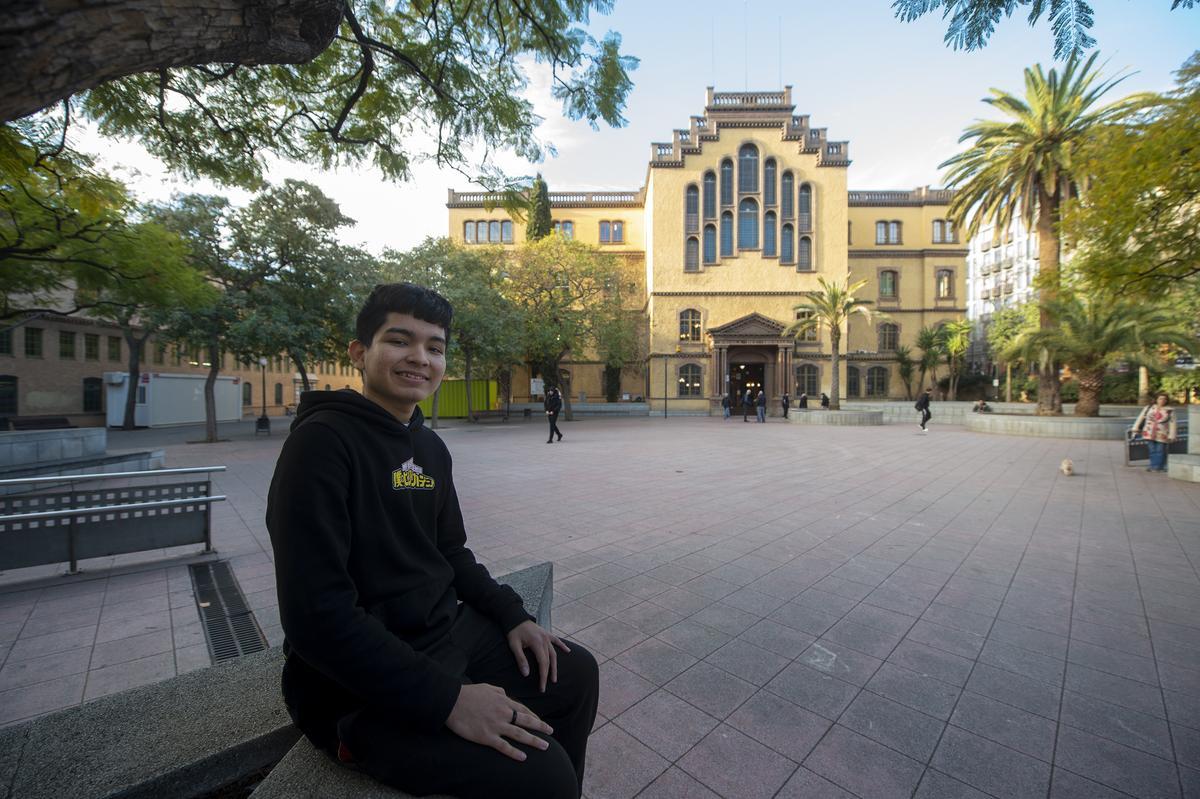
[448,88,966,414]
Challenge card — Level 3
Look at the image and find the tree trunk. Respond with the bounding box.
[204,338,219,443]
[829,328,841,410]
[1035,182,1063,416]
[464,351,474,422]
[121,327,151,430]
[500,368,512,419]
[1,0,345,123]
[1074,368,1105,417]
[1137,366,1151,406]
[1005,362,1012,403]
[556,350,574,421]
[291,352,311,392]
[430,387,440,429]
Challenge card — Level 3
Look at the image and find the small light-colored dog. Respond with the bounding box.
[1060,458,1075,476]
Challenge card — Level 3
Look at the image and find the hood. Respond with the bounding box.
[291,389,425,434]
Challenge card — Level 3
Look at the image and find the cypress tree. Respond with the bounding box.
[527,173,553,240]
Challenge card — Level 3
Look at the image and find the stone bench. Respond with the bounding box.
[0,562,553,799]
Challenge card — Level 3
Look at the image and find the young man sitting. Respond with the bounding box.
[266,283,598,799]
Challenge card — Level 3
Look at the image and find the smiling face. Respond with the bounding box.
[348,312,447,422]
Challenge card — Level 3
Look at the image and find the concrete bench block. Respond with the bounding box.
[787,410,884,426]
[1168,454,1200,483]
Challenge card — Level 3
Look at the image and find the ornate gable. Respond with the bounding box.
[708,313,786,339]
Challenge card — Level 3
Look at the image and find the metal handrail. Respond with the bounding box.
[0,495,227,524]
[0,466,226,487]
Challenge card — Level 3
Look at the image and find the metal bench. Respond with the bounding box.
[0,467,225,573]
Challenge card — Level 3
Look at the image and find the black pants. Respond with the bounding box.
[920,409,932,428]
[547,413,562,441]
[286,606,598,799]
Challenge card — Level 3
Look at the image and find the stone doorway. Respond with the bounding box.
[729,362,765,409]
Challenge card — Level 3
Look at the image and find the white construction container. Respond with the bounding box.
[104,371,243,427]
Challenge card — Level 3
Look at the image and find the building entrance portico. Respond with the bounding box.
[708,313,794,415]
[729,361,765,409]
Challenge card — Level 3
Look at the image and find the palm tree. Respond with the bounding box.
[941,52,1144,415]
[894,344,916,400]
[942,318,973,400]
[915,325,943,395]
[786,277,877,410]
[1003,292,1196,417]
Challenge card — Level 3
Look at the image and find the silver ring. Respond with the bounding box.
[510,708,518,725]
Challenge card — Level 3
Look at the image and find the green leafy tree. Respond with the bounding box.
[1003,291,1197,416]
[892,1,1196,60]
[941,52,1143,415]
[786,277,877,410]
[526,174,554,242]
[6,2,637,197]
[894,344,916,400]
[1066,52,1200,293]
[915,325,944,394]
[942,318,974,401]
[986,302,1039,401]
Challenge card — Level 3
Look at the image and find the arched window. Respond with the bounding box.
[703,225,717,264]
[795,364,818,396]
[798,236,812,270]
[679,309,702,342]
[846,366,861,398]
[242,382,253,407]
[738,144,759,193]
[463,221,476,243]
[763,211,777,257]
[781,224,795,263]
[936,269,954,299]
[763,159,777,205]
[501,220,513,243]
[0,375,16,414]
[720,212,734,257]
[685,237,700,272]
[703,171,717,219]
[798,184,812,231]
[489,221,501,242]
[781,172,795,218]
[274,382,284,405]
[82,377,102,412]
[867,366,889,397]
[738,199,759,250]
[879,269,898,298]
[685,185,700,232]
[879,324,899,351]
[720,159,734,206]
[679,364,702,397]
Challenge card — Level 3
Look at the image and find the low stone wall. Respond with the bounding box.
[842,401,1155,427]
[0,428,106,468]
[511,402,650,417]
[964,413,1137,440]
[787,410,885,426]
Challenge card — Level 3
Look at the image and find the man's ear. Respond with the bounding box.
[348,340,366,369]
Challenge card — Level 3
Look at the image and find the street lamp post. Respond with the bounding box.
[256,357,270,435]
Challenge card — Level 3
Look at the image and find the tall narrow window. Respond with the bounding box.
[489,221,501,243]
[274,383,284,405]
[612,221,624,243]
[781,224,795,263]
[242,382,253,407]
[763,211,777,257]
[936,269,954,299]
[798,184,812,231]
[679,364,702,397]
[763,159,777,205]
[83,377,102,412]
[876,221,888,244]
[600,221,611,243]
[107,336,121,361]
[703,171,716,219]
[501,221,513,243]
[685,237,700,272]
[685,185,700,232]
[944,220,955,243]
[866,366,889,397]
[798,236,812,270]
[0,375,16,414]
[85,334,100,361]
[720,159,734,206]
[932,220,944,243]
[795,364,818,396]
[679,309,702,342]
[738,199,759,250]
[880,270,898,298]
[738,144,759,193]
[846,366,860,398]
[703,225,717,264]
[888,221,901,244]
[59,331,76,359]
[781,172,795,218]
[464,221,476,243]
[24,327,42,358]
[879,324,899,351]
[0,330,10,356]
[720,212,734,257]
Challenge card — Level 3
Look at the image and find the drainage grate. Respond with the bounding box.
[190,561,268,662]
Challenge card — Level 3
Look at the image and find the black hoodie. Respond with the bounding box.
[266,390,532,733]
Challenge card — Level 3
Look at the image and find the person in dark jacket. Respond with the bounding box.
[544,387,564,443]
[916,387,933,431]
[781,391,790,419]
[820,392,830,409]
[742,388,753,422]
[798,392,808,409]
[266,284,597,799]
[721,393,731,419]
[755,389,767,423]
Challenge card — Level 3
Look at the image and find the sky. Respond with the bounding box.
[77,0,1199,255]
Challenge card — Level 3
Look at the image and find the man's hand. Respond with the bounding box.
[507,620,570,693]
[445,683,553,762]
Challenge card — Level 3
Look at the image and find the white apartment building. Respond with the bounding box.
[965,217,1039,371]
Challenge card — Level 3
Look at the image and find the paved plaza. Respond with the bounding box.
[1,415,1199,798]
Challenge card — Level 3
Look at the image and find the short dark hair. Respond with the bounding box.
[355,283,453,346]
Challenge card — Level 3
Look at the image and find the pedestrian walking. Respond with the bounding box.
[544,387,564,443]
[915,387,932,432]
[755,389,767,423]
[819,393,830,410]
[1133,392,1178,472]
[798,392,808,409]
[721,394,731,420]
[781,392,790,419]
[742,388,752,422]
